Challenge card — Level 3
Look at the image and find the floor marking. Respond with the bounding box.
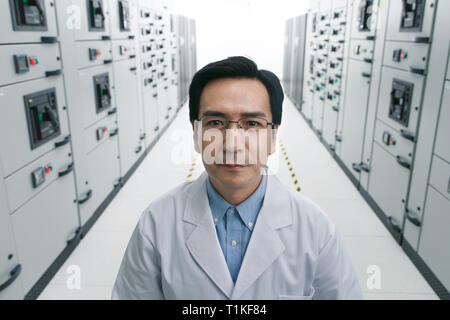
[278,137,302,192]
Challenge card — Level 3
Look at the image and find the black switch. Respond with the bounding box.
[358,0,374,32]
[93,73,112,114]
[119,0,131,31]
[24,88,61,150]
[401,0,426,31]
[89,48,98,60]
[87,0,105,31]
[11,0,47,31]
[31,167,45,188]
[14,54,30,73]
[389,79,414,127]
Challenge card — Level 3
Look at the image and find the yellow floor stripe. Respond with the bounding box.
[186,153,200,182]
[278,137,301,193]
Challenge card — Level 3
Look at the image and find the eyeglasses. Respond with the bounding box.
[196,115,275,131]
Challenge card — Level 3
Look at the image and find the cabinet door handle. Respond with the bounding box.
[113,177,123,188]
[109,128,119,137]
[410,67,426,75]
[400,129,416,142]
[387,216,402,234]
[140,133,146,140]
[66,226,82,246]
[41,36,58,43]
[414,37,429,43]
[58,162,74,177]
[45,69,62,77]
[78,189,93,204]
[352,163,361,173]
[361,72,371,78]
[396,156,411,169]
[107,107,117,115]
[0,264,22,292]
[364,58,373,64]
[103,59,112,64]
[332,106,339,112]
[55,134,71,148]
[135,146,142,154]
[405,209,421,227]
[129,67,137,71]
[359,162,370,173]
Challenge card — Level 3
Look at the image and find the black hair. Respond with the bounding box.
[188,56,284,125]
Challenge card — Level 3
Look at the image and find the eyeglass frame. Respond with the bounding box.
[195,115,276,130]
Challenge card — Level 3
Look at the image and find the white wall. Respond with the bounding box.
[172,0,310,78]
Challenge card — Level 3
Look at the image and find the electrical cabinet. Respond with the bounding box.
[0,77,70,178]
[339,59,371,177]
[433,81,450,162]
[288,0,450,299]
[386,0,436,42]
[0,0,195,300]
[0,43,61,86]
[1,0,58,44]
[418,186,450,292]
[11,172,79,293]
[0,163,23,300]
[113,58,144,175]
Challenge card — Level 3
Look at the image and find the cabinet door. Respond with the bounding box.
[0,165,23,300]
[418,187,450,291]
[340,59,371,177]
[114,59,142,175]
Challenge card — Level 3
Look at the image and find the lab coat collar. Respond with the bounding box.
[183,170,293,299]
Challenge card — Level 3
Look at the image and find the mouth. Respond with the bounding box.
[218,164,247,170]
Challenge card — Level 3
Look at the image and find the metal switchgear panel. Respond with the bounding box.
[118,0,131,31]
[23,88,61,150]
[388,79,414,127]
[93,73,112,114]
[400,0,426,31]
[9,0,47,31]
[87,0,106,31]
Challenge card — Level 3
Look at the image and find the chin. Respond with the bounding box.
[207,164,260,189]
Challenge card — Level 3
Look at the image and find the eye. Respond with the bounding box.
[244,120,264,128]
[206,119,224,126]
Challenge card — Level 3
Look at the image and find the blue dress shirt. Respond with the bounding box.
[206,170,268,283]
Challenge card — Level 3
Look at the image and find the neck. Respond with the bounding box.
[209,174,263,206]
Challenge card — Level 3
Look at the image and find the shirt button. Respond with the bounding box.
[214,217,218,223]
[231,240,237,247]
[248,221,253,228]
[229,208,235,214]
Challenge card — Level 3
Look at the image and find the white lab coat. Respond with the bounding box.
[112,170,363,300]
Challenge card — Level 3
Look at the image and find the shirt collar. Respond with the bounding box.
[206,168,268,230]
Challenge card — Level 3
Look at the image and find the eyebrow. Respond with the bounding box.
[200,110,267,118]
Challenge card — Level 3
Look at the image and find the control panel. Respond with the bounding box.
[24,88,61,150]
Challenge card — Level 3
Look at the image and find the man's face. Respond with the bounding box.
[193,78,278,190]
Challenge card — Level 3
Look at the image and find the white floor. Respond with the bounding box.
[38,98,439,300]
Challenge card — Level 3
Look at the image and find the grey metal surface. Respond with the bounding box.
[418,186,450,292]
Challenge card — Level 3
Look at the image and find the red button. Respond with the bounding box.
[45,167,51,174]
[103,128,107,132]
[96,51,100,56]
[30,58,37,65]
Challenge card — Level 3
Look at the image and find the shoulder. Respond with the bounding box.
[138,179,196,228]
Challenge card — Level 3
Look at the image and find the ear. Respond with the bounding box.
[268,124,279,155]
[192,122,201,154]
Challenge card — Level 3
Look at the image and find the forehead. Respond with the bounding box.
[199,78,271,117]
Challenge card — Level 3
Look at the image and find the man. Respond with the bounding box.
[112,56,363,300]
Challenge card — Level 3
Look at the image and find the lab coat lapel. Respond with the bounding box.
[184,171,234,299]
[231,172,292,300]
